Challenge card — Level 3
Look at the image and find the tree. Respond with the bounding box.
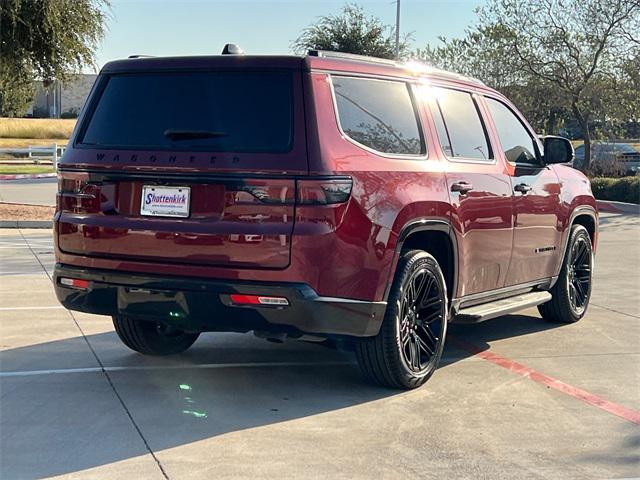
[415,26,571,136]
[415,0,640,172]
[480,0,639,171]
[0,0,109,116]
[0,62,34,117]
[292,3,410,60]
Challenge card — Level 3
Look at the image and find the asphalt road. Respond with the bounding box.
[0,178,57,206]
[0,212,638,479]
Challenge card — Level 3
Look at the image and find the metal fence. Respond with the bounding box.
[0,144,66,169]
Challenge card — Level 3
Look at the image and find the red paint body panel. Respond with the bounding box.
[54,53,597,315]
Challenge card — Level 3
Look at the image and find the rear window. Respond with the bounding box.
[332,76,424,156]
[78,71,294,152]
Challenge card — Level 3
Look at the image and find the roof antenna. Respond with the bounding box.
[222,44,244,55]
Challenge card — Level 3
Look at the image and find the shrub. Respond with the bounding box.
[590,177,640,204]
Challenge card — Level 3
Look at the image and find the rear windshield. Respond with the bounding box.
[78,71,294,153]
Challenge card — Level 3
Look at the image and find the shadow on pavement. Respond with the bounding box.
[0,312,564,478]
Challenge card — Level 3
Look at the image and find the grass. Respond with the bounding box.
[0,138,69,148]
[0,118,75,140]
[0,165,55,175]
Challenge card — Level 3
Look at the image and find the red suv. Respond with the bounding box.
[54,48,597,389]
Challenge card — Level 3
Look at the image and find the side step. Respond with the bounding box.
[453,291,552,324]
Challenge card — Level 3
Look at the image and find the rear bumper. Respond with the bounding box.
[53,264,385,338]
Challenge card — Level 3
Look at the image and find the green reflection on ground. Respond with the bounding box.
[182,410,208,418]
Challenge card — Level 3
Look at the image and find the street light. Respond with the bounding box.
[395,0,401,60]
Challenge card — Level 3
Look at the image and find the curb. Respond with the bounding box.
[596,200,640,215]
[0,201,55,207]
[0,220,52,229]
[0,173,57,181]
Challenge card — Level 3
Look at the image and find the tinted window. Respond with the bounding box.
[80,71,293,152]
[433,88,491,161]
[485,97,538,165]
[332,77,423,155]
[426,96,453,157]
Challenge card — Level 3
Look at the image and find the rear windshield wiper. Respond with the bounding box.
[164,129,229,141]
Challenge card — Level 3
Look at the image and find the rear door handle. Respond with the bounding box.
[514,183,532,194]
[451,181,474,194]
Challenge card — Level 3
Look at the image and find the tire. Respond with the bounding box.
[356,250,448,389]
[112,316,200,355]
[538,224,593,323]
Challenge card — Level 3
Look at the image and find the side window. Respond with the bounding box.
[485,97,539,165]
[432,88,491,161]
[332,76,424,156]
[426,97,453,157]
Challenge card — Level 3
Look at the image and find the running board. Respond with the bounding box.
[453,291,552,324]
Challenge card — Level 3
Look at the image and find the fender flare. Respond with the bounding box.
[553,205,598,280]
[382,218,459,302]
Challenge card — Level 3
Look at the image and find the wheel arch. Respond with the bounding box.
[384,218,458,303]
[572,211,597,246]
[553,205,598,281]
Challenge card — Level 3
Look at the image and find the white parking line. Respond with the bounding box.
[0,361,355,378]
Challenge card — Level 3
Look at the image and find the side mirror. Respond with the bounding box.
[543,136,574,165]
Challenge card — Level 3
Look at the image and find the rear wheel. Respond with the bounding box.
[356,250,448,389]
[538,224,593,323]
[113,316,200,355]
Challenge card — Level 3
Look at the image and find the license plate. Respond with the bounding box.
[140,186,191,218]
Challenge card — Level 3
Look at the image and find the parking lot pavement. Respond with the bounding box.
[0,214,638,480]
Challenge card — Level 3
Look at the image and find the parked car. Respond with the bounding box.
[574,142,640,175]
[54,47,597,389]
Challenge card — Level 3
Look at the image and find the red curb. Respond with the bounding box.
[0,173,57,181]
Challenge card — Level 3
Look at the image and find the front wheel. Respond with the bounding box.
[538,224,593,323]
[356,250,448,389]
[113,316,200,355]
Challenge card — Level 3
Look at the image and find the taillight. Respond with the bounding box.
[296,178,352,205]
[57,173,101,213]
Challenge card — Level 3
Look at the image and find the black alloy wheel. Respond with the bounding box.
[356,250,448,389]
[538,224,593,323]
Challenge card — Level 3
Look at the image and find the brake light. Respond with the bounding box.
[230,294,289,306]
[57,173,101,213]
[59,277,90,290]
[296,178,352,205]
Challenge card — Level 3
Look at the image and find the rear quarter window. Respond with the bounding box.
[78,71,294,153]
[331,76,424,156]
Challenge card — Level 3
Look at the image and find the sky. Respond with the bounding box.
[92,0,484,70]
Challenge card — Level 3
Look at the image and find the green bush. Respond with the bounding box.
[590,177,640,204]
[60,110,78,119]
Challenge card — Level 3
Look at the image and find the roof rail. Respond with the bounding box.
[307,50,485,86]
[128,55,155,59]
[308,50,397,66]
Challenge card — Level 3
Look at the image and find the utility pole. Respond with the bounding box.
[395,0,401,60]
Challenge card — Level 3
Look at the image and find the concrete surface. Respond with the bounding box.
[0,220,52,229]
[0,213,638,479]
[0,177,57,206]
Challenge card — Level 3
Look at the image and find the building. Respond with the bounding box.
[29,74,97,118]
